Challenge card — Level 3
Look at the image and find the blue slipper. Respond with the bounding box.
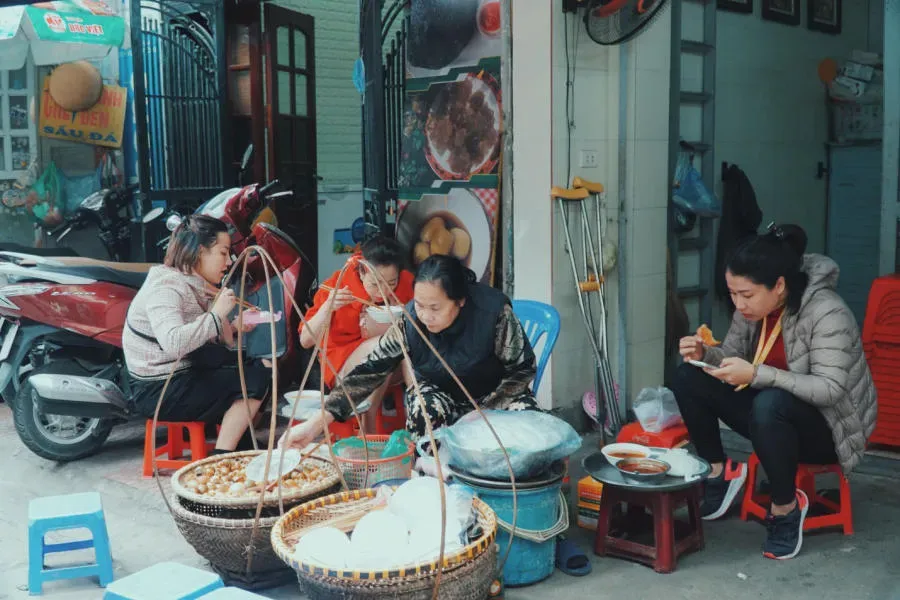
[556,537,592,576]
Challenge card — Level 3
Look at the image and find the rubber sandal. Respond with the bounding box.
[555,537,592,576]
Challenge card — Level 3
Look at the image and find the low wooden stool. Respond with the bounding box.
[593,484,704,573]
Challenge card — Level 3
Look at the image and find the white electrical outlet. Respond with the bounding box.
[579,150,599,168]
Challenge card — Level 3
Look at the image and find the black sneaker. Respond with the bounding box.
[701,458,748,520]
[763,489,809,560]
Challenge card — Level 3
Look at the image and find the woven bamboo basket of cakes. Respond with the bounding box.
[270,488,498,600]
[169,450,342,587]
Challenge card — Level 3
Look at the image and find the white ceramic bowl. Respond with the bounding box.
[600,442,651,465]
[365,305,405,324]
[283,390,324,409]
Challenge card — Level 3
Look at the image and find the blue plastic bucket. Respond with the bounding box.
[457,466,565,587]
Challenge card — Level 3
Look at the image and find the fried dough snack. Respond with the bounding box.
[697,324,720,346]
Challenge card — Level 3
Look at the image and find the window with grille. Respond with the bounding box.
[0,59,37,181]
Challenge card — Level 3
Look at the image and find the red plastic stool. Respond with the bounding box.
[374,385,407,435]
[593,484,705,573]
[143,421,213,478]
[616,421,691,448]
[740,453,853,535]
[289,418,360,441]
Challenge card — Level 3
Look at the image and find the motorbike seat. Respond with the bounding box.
[38,259,153,289]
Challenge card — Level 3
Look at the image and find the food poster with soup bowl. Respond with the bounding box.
[398,0,503,285]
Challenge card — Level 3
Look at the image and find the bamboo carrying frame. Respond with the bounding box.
[149,244,525,597]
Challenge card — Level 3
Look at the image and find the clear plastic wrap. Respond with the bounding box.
[439,410,582,480]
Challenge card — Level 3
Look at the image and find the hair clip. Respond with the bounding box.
[766,222,785,240]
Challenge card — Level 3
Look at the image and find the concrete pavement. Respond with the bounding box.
[1,404,898,599]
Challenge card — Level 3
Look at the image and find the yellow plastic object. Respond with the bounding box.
[550,186,589,201]
[253,207,278,228]
[572,177,604,194]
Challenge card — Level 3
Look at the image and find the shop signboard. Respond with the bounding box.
[38,77,126,148]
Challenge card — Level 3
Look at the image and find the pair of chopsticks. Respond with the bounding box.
[205,288,260,312]
[319,284,379,308]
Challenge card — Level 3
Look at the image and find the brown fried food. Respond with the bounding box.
[697,324,721,346]
[421,217,445,243]
[450,228,471,259]
[430,227,454,255]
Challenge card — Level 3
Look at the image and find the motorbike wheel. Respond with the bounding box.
[12,378,114,462]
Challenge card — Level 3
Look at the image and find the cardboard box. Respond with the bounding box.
[578,475,603,503]
[576,476,603,530]
[577,501,599,530]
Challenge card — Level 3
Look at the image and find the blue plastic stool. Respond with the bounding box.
[104,562,223,599]
[28,491,114,595]
[511,300,561,393]
[200,588,269,598]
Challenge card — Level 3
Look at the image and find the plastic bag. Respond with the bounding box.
[440,410,582,480]
[60,171,100,215]
[28,161,64,226]
[633,386,683,433]
[672,152,721,217]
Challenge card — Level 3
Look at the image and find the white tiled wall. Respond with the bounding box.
[547,9,623,418]
[512,1,555,409]
[622,10,672,405]
[538,6,672,418]
[709,0,872,333]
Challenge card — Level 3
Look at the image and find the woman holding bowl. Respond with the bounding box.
[300,236,414,431]
[283,254,539,447]
[672,224,876,560]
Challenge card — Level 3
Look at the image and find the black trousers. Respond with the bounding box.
[131,354,270,425]
[670,363,837,505]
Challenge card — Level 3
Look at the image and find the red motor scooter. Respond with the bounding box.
[0,146,311,461]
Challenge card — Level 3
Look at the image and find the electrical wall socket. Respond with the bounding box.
[579,150,599,168]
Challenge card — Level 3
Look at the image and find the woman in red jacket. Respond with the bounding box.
[299,237,414,430]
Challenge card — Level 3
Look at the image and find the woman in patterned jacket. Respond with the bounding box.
[674,223,876,561]
[280,254,539,446]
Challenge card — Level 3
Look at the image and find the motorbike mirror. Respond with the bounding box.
[240,145,254,172]
[142,206,165,224]
[165,214,183,232]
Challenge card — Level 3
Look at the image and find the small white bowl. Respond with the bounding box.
[365,305,404,324]
[283,390,323,408]
[601,442,651,465]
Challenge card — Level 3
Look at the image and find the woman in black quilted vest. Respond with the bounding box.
[672,223,876,561]
[279,254,539,445]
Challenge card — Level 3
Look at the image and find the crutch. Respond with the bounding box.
[551,179,620,440]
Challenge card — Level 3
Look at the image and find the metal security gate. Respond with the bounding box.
[360,0,407,238]
[131,0,227,254]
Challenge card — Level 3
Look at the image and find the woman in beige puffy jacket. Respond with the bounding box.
[673,223,876,561]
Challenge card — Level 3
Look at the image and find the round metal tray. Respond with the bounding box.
[582,448,710,492]
[450,460,567,490]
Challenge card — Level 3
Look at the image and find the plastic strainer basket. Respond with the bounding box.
[332,435,415,489]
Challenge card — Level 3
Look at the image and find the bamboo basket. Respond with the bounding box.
[170,450,340,509]
[270,489,498,600]
[332,435,415,489]
[170,484,340,586]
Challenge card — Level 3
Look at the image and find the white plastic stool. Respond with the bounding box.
[103,562,223,599]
